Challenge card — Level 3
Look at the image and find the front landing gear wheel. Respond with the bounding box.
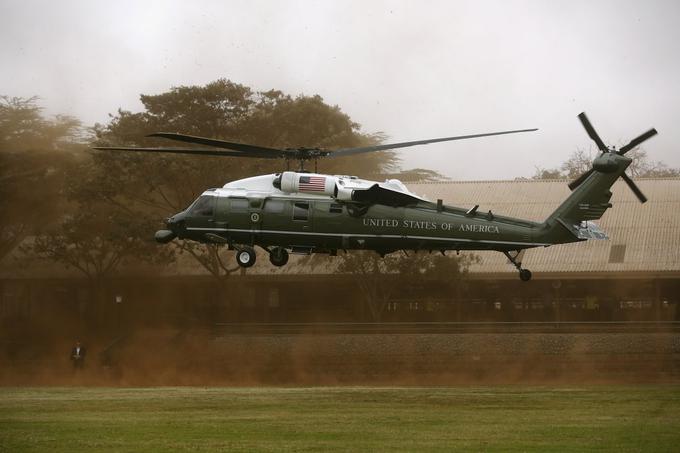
[269,247,289,267]
[236,246,256,268]
[519,269,532,281]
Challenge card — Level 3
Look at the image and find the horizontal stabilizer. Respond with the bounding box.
[557,219,608,240]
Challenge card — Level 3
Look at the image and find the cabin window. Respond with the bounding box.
[329,203,343,214]
[230,198,249,212]
[264,199,285,213]
[293,202,309,221]
[189,196,215,217]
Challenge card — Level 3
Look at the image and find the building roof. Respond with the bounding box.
[408,177,680,278]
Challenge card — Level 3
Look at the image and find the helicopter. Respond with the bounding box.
[94,112,657,281]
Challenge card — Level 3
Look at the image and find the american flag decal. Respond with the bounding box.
[299,175,326,192]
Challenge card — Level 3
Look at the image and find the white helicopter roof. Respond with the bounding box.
[201,173,428,202]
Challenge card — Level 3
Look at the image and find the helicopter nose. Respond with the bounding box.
[155,214,183,243]
[166,213,185,229]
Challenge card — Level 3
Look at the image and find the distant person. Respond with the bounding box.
[70,340,86,369]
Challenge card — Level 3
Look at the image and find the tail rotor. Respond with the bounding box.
[567,112,657,203]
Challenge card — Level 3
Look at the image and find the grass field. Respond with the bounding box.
[1,386,680,452]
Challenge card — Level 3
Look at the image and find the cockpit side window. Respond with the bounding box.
[189,196,215,217]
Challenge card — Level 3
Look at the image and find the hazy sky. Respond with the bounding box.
[2,0,679,179]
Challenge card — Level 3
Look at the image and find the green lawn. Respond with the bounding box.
[1,386,679,452]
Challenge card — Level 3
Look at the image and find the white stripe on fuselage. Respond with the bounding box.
[186,227,548,248]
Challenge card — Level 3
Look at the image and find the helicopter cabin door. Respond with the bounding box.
[261,198,288,232]
[261,198,312,233]
[214,196,259,230]
[290,200,312,232]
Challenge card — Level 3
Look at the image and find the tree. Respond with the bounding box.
[31,208,166,283]
[88,80,400,290]
[27,199,173,321]
[337,250,477,321]
[0,96,82,152]
[0,96,82,260]
[559,148,593,179]
[14,122,174,323]
[91,80,397,208]
[530,168,563,180]
[624,148,680,178]
[376,168,448,183]
[533,147,679,180]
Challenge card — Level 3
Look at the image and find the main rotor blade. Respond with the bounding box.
[621,173,648,203]
[92,146,283,159]
[618,128,658,155]
[578,112,608,153]
[148,132,288,157]
[327,128,538,158]
[567,168,595,191]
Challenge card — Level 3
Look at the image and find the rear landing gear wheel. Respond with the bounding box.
[269,247,289,267]
[236,246,256,268]
[503,251,532,282]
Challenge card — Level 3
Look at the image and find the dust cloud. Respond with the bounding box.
[2,323,679,387]
[1,272,679,387]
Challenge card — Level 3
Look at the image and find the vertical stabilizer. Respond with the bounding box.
[537,112,657,244]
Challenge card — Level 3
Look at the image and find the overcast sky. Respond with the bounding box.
[2,0,678,179]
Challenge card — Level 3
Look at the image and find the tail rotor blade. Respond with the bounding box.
[567,168,595,191]
[578,112,608,153]
[621,173,647,203]
[618,129,658,155]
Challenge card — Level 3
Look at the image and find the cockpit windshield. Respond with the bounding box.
[188,195,215,217]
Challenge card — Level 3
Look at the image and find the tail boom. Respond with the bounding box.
[539,153,632,244]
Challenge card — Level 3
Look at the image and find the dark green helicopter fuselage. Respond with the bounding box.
[94,110,656,280]
[163,152,630,257]
[174,195,551,254]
